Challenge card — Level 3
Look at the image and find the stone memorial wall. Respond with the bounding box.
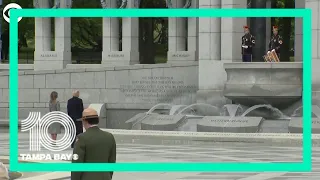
[0,63,198,129]
[120,76,197,103]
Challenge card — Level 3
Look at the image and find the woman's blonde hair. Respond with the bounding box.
[50,91,58,103]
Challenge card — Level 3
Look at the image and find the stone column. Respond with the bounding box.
[308,0,320,106]
[266,0,272,52]
[221,0,247,62]
[54,0,72,68]
[307,0,320,62]
[196,0,227,107]
[34,0,52,70]
[34,0,72,71]
[101,0,120,65]
[167,0,191,63]
[121,0,140,65]
[187,0,199,61]
[250,0,266,62]
[294,0,305,62]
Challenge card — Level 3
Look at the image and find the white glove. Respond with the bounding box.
[242,45,248,49]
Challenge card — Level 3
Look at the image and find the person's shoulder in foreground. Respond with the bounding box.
[0,162,9,180]
[71,108,116,180]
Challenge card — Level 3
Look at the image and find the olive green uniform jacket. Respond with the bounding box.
[71,126,116,180]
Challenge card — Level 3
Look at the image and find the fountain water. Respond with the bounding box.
[289,105,320,133]
[291,105,320,118]
[222,104,243,117]
[146,103,173,115]
[176,103,220,115]
[241,104,290,119]
[127,102,293,133]
[169,105,188,115]
[171,103,219,131]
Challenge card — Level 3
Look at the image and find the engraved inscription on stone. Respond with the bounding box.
[197,116,263,133]
[108,54,124,58]
[119,76,197,103]
[288,118,320,134]
[172,54,190,58]
[141,114,187,131]
[40,53,58,58]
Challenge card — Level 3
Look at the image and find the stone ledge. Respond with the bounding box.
[0,62,199,76]
[0,119,21,127]
[0,64,34,70]
[0,71,24,76]
[106,129,320,146]
[103,129,320,139]
[224,62,302,69]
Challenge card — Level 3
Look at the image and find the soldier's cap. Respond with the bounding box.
[243,26,249,29]
[273,26,278,30]
[77,108,99,121]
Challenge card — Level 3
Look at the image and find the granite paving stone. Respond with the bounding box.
[1,131,320,179]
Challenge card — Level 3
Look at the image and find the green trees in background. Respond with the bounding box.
[271,0,295,61]
[2,0,296,63]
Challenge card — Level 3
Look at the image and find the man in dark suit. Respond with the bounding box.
[71,108,117,180]
[67,90,84,148]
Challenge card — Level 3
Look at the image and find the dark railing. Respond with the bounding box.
[74,52,102,64]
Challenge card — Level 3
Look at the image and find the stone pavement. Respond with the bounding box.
[1,131,320,179]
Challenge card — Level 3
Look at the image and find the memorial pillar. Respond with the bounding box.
[266,0,272,52]
[34,0,52,70]
[307,0,320,63]
[187,0,199,61]
[221,0,247,62]
[34,0,72,71]
[294,0,304,62]
[196,0,227,107]
[101,0,120,65]
[308,0,320,105]
[167,0,192,63]
[121,0,140,65]
[54,0,72,67]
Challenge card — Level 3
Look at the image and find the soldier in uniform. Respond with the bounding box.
[241,26,255,62]
[268,26,283,60]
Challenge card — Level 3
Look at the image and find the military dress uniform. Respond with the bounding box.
[241,26,255,62]
[268,26,283,60]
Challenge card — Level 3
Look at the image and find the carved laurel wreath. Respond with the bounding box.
[166,0,191,8]
[33,0,73,8]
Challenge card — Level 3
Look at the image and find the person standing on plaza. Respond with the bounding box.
[71,108,117,180]
[268,26,283,60]
[67,90,84,148]
[48,91,61,144]
[241,26,256,62]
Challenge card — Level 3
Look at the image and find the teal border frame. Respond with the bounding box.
[9,8,312,172]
